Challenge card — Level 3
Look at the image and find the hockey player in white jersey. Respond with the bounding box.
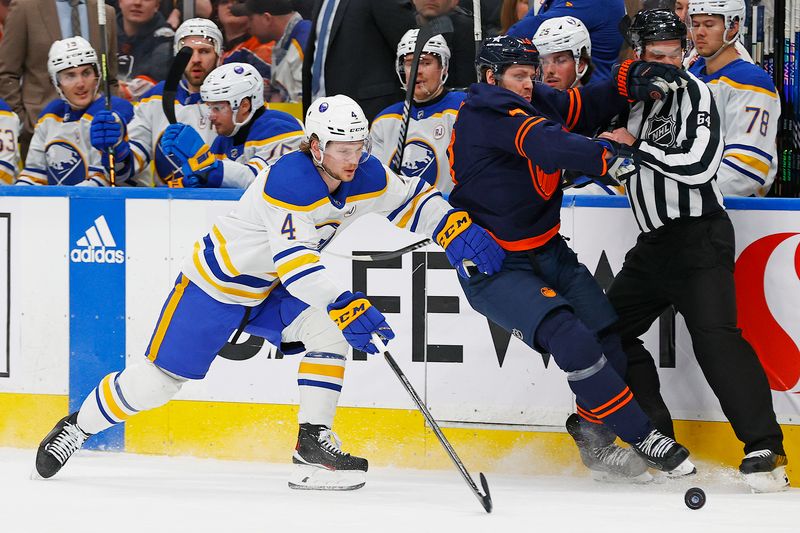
[34,95,504,490]
[158,62,304,188]
[688,0,779,197]
[370,29,465,196]
[90,18,222,186]
[15,37,133,186]
[0,98,21,184]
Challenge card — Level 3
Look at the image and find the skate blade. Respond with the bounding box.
[30,469,45,481]
[666,458,697,478]
[743,466,790,493]
[288,464,366,491]
[590,470,654,484]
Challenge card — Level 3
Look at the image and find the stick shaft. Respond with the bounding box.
[96,0,116,186]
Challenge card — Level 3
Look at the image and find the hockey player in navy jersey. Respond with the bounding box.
[371,29,465,196]
[90,18,222,186]
[448,35,695,481]
[158,62,304,188]
[16,37,133,187]
[688,0,779,196]
[34,94,504,491]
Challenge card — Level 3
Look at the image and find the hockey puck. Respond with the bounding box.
[684,487,706,510]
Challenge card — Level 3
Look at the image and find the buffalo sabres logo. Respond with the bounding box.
[399,138,438,186]
[45,140,86,185]
[646,115,677,147]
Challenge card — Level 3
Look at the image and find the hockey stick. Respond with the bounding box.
[371,334,492,513]
[390,16,454,173]
[97,0,115,186]
[472,0,482,65]
[162,46,194,124]
[322,238,432,262]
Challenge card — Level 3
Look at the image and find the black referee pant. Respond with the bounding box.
[607,210,785,456]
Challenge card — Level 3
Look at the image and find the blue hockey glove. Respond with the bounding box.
[327,291,395,354]
[181,165,224,188]
[434,210,505,278]
[159,123,219,179]
[90,110,130,160]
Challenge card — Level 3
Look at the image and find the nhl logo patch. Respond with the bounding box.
[646,115,677,147]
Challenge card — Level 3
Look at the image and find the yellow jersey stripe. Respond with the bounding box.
[0,110,16,118]
[246,130,304,148]
[192,242,276,299]
[148,275,190,362]
[211,225,242,277]
[396,185,436,228]
[101,374,130,421]
[347,173,388,203]
[263,190,330,211]
[37,113,63,126]
[276,253,320,278]
[292,39,305,61]
[710,77,779,98]
[727,152,770,176]
[373,113,403,123]
[298,362,345,379]
[0,169,15,185]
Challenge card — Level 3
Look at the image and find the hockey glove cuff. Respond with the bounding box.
[160,123,219,177]
[328,291,395,354]
[614,60,689,102]
[434,210,505,278]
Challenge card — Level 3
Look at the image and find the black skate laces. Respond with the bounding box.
[45,423,88,465]
[318,429,350,457]
[635,430,675,458]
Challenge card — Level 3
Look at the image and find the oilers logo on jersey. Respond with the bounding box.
[45,141,86,185]
[399,139,438,186]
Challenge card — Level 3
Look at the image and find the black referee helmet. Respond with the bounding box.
[627,9,688,53]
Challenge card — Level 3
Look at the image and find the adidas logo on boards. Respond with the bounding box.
[70,215,125,264]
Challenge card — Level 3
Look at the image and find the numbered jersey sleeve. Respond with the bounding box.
[707,67,779,196]
[0,101,20,184]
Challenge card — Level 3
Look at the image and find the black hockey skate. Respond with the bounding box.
[631,428,694,474]
[34,412,90,479]
[566,414,651,482]
[739,450,789,493]
[289,423,368,491]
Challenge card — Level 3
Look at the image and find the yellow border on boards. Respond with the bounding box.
[2,392,797,487]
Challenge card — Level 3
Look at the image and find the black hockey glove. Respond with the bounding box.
[614,59,689,103]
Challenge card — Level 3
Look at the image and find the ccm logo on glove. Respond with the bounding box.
[436,211,472,248]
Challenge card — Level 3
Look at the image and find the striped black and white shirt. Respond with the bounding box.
[623,70,724,233]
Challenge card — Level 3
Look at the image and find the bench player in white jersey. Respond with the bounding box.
[15,38,133,187]
[158,62,304,188]
[688,0,779,197]
[370,29,465,196]
[34,95,504,490]
[0,98,21,184]
[90,18,222,187]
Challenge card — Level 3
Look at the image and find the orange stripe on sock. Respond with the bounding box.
[576,406,602,423]
[595,391,634,419]
[590,386,631,414]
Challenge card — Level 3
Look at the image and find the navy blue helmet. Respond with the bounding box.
[476,35,540,80]
[626,9,687,52]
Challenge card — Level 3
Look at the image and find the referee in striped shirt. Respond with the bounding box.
[600,9,788,491]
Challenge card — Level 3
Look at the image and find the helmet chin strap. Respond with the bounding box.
[227,102,255,137]
[312,149,343,182]
[571,60,588,88]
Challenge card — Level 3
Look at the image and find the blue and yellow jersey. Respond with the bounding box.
[181,150,451,307]
[689,58,779,197]
[17,96,133,186]
[270,15,310,103]
[126,80,216,186]
[208,107,303,188]
[370,90,465,196]
[0,99,20,184]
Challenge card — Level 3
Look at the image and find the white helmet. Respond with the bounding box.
[395,28,451,89]
[201,62,264,136]
[47,37,100,99]
[174,18,223,56]
[305,95,370,162]
[689,0,746,46]
[533,16,591,81]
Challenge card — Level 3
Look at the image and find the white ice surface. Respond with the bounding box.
[1,447,798,533]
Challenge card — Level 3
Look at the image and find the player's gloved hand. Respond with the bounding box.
[434,210,505,278]
[181,165,223,188]
[594,138,637,183]
[159,123,219,180]
[327,291,395,354]
[614,59,689,102]
[90,110,131,160]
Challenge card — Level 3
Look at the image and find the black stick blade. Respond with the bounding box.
[163,46,193,124]
[479,473,493,513]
